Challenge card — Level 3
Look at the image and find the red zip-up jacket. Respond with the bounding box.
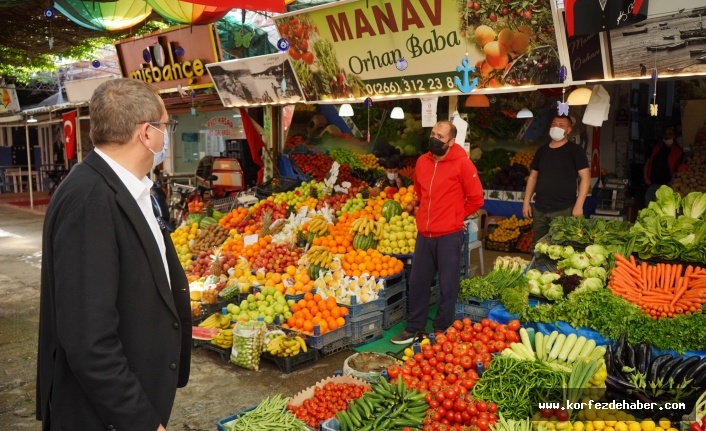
[414,144,485,238]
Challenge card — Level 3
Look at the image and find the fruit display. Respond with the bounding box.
[198,312,234,330]
[211,328,233,349]
[378,213,417,255]
[218,207,249,232]
[490,216,533,243]
[340,197,367,215]
[232,287,292,325]
[265,334,307,357]
[330,148,363,169]
[237,200,289,235]
[187,248,237,278]
[170,223,198,270]
[341,249,404,279]
[251,242,303,274]
[672,141,706,195]
[288,382,369,430]
[349,217,381,251]
[283,293,349,334]
[517,231,533,252]
[306,214,330,242]
[356,153,382,170]
[509,152,534,170]
[190,224,229,253]
[306,245,335,279]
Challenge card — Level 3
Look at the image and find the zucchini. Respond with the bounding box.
[535,332,545,360]
[520,328,535,357]
[549,334,566,360]
[558,333,577,362]
[567,336,587,363]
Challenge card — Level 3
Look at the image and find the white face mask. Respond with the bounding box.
[387,172,398,180]
[663,139,673,146]
[148,125,169,168]
[549,127,566,142]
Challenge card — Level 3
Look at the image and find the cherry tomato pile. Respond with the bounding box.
[287,382,370,429]
[277,16,317,65]
[290,153,362,187]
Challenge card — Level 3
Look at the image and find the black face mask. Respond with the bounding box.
[429,137,450,156]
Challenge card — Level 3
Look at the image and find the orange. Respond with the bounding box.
[286,266,297,276]
[358,262,367,272]
[318,300,328,312]
[300,274,311,284]
[304,292,313,301]
[331,307,341,319]
[327,318,338,331]
[295,318,304,328]
[339,307,349,316]
[322,310,331,320]
[306,300,316,309]
[312,316,322,325]
[297,299,307,309]
[310,306,320,316]
[287,317,296,327]
[303,320,314,333]
[313,293,322,302]
[336,317,346,327]
[291,304,301,312]
[381,270,389,277]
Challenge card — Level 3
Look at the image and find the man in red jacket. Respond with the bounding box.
[643,127,682,204]
[391,121,484,344]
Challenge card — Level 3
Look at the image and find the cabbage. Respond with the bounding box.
[535,242,549,254]
[540,272,561,285]
[543,283,564,300]
[585,244,610,259]
[563,268,584,277]
[587,252,606,267]
[528,279,542,296]
[561,246,575,260]
[682,192,706,220]
[569,253,591,270]
[548,245,564,260]
[525,269,543,281]
[584,267,607,282]
[578,277,604,292]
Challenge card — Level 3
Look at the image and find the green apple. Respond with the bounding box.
[247,294,255,302]
[284,311,293,319]
[287,299,296,307]
[264,315,274,324]
[265,306,274,316]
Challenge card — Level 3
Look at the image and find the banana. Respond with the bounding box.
[295,336,307,353]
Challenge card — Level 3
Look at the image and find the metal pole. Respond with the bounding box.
[76,114,83,162]
[25,124,34,209]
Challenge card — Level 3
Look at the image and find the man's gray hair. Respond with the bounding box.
[89,79,163,147]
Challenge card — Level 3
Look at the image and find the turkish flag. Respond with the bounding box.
[181,0,284,13]
[63,110,77,160]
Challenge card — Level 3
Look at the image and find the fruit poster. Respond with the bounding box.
[275,0,563,101]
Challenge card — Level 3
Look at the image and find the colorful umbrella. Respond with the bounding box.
[181,0,284,13]
[146,0,229,25]
[54,0,152,31]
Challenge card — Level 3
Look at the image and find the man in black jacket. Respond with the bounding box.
[36,79,191,431]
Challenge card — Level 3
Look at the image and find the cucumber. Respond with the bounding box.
[545,331,559,355]
[549,334,566,360]
[567,336,587,363]
[535,332,545,360]
[559,333,578,362]
[520,328,535,357]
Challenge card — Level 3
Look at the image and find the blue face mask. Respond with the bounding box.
[148,124,169,168]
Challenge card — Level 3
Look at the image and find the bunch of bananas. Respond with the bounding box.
[349,218,383,241]
[198,313,233,330]
[307,246,334,268]
[266,335,307,357]
[211,328,233,348]
[308,215,329,236]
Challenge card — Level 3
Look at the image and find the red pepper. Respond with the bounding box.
[690,421,703,431]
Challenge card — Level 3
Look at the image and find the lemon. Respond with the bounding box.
[575,422,586,431]
[626,415,636,423]
[557,422,570,430]
[585,410,598,421]
[629,423,642,431]
[641,420,656,431]
[594,421,606,430]
[658,420,671,429]
[605,415,617,426]
[616,422,628,431]
[586,423,596,431]
[605,427,616,431]
[655,428,665,431]
[616,412,627,421]
[667,428,678,431]
[579,411,586,421]
[596,410,609,419]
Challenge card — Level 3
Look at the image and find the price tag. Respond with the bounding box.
[243,234,259,248]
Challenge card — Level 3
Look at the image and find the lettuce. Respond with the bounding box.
[682,192,706,220]
[525,269,543,281]
[569,252,591,270]
[540,272,561,285]
[547,245,563,260]
[528,279,542,296]
[587,252,606,267]
[535,242,549,254]
[584,267,607,282]
[577,277,604,292]
[654,185,681,218]
[561,246,575,259]
[563,268,584,277]
[543,283,564,300]
[585,244,609,259]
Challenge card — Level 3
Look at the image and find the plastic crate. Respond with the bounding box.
[281,321,351,350]
[455,297,501,322]
[383,273,406,299]
[349,312,384,346]
[261,348,318,374]
[337,296,385,319]
[383,293,407,330]
[485,237,519,252]
[217,405,257,431]
[318,336,352,357]
[200,299,237,317]
[192,338,231,363]
[254,175,300,198]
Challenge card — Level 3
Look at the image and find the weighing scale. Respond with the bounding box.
[593,178,629,219]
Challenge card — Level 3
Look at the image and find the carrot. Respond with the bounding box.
[630,255,637,267]
[674,264,683,286]
[671,277,687,306]
[615,253,637,270]
[664,264,671,290]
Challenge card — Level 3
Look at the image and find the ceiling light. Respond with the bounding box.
[567,87,593,106]
[516,108,533,118]
[465,94,490,107]
[390,107,404,119]
[26,116,37,123]
[338,103,354,117]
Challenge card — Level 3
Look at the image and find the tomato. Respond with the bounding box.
[481,318,491,327]
[453,320,464,330]
[555,409,569,421]
[429,358,438,367]
[486,341,496,352]
[479,412,489,421]
[446,409,456,421]
[435,391,446,402]
[422,365,433,375]
[446,373,458,384]
[288,46,301,60]
[461,378,475,389]
[442,342,454,354]
[507,319,521,331]
[424,349,435,359]
[488,402,497,413]
[401,365,412,375]
[477,401,488,412]
[482,326,493,334]
[506,330,519,342]
[430,399,440,409]
[444,363,455,374]
[540,408,554,418]
[443,399,454,410]
[472,323,483,332]
[488,413,498,423]
[432,344,442,353]
[460,330,473,342]
[493,331,505,341]
[454,411,464,424]
[494,341,505,351]
[414,353,424,362]
[387,365,400,379]
[412,366,422,377]
[436,334,447,344]
[467,404,478,416]
[436,362,446,373]
[489,321,498,330]
[463,317,472,327]
[478,419,489,430]
[460,356,473,369]
[301,51,314,65]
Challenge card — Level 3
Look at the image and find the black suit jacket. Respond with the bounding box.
[36,150,191,431]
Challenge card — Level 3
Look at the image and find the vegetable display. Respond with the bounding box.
[226,395,307,431]
[472,356,565,420]
[604,334,704,419]
[608,255,706,318]
[335,377,428,431]
[672,141,706,196]
[288,382,369,429]
[548,216,631,246]
[459,256,529,302]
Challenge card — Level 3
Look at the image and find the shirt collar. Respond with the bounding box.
[94,147,152,201]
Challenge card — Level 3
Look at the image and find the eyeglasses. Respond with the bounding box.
[136,120,179,133]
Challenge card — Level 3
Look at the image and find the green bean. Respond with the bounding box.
[229,395,307,431]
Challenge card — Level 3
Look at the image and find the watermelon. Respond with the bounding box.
[199,217,218,228]
[381,200,403,220]
[185,213,203,226]
[353,233,377,251]
[309,264,325,280]
[212,210,224,221]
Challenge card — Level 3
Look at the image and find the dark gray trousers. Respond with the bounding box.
[406,230,464,333]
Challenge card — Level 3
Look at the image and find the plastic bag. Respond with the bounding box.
[231,320,266,371]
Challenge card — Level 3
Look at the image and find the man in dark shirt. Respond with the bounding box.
[644,127,683,204]
[522,115,591,243]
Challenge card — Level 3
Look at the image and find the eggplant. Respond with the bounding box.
[625,342,636,370]
[613,355,630,380]
[647,354,673,383]
[636,342,651,375]
[605,374,636,393]
[615,333,627,360]
[605,344,615,375]
[684,357,706,383]
[691,368,706,389]
[670,356,700,385]
[658,356,683,386]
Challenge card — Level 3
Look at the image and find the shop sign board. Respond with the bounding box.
[0,83,20,114]
[275,0,564,101]
[205,115,245,138]
[115,24,221,92]
[206,53,306,106]
[562,13,605,81]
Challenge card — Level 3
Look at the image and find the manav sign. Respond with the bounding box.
[115,24,221,92]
